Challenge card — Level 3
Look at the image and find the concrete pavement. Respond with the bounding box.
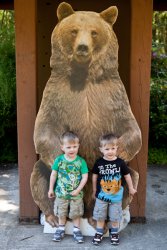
[0,164,167,249]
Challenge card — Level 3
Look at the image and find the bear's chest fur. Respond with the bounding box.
[35,74,128,166]
[42,75,124,135]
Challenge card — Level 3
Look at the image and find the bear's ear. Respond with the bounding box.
[100,6,118,25]
[57,2,75,21]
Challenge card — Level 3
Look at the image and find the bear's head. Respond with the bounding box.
[51,2,118,68]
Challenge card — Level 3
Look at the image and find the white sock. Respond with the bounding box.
[58,225,65,231]
[73,226,80,232]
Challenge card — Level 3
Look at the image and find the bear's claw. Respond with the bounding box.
[46,214,59,227]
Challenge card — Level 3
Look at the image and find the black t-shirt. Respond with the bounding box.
[92,157,130,202]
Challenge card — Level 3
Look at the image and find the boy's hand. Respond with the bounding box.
[48,190,55,198]
[129,187,137,196]
[71,189,80,196]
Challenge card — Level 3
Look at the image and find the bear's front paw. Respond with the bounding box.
[46,214,59,227]
[88,217,96,229]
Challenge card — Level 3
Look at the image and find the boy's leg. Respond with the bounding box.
[70,199,84,243]
[110,222,119,245]
[92,220,105,245]
[53,198,68,242]
[72,217,84,243]
[108,202,122,245]
[73,216,81,228]
[92,198,108,245]
[59,217,66,225]
[53,216,66,242]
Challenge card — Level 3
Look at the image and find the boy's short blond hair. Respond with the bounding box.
[99,133,118,147]
[60,131,79,145]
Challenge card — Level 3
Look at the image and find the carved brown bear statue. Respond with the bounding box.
[30,2,142,228]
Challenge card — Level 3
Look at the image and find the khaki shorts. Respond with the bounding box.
[54,197,84,220]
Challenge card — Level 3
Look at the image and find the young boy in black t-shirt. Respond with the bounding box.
[92,134,137,246]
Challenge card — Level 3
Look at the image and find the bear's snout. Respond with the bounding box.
[77,44,89,55]
[72,30,93,64]
[74,43,92,64]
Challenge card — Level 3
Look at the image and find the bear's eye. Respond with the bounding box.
[91,30,97,37]
[71,29,78,36]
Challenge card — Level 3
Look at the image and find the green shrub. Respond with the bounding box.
[0,10,17,163]
[148,11,167,164]
[149,55,167,149]
[148,147,167,165]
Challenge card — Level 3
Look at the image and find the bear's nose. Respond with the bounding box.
[77,44,88,53]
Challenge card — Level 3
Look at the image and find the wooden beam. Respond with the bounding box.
[129,0,153,220]
[14,0,39,222]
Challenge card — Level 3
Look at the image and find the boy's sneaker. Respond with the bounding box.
[92,232,103,245]
[110,233,119,245]
[73,230,84,243]
[52,229,65,242]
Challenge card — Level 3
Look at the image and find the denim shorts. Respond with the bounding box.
[93,198,122,222]
[54,197,84,220]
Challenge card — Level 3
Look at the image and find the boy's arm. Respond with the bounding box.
[92,173,98,200]
[48,170,57,198]
[124,173,137,196]
[71,173,88,196]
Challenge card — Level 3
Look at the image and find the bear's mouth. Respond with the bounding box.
[73,52,91,64]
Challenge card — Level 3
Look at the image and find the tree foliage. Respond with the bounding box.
[149,11,167,164]
[152,11,167,55]
[0,10,17,162]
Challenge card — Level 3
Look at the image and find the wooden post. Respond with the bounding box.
[15,0,39,222]
[129,0,153,221]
